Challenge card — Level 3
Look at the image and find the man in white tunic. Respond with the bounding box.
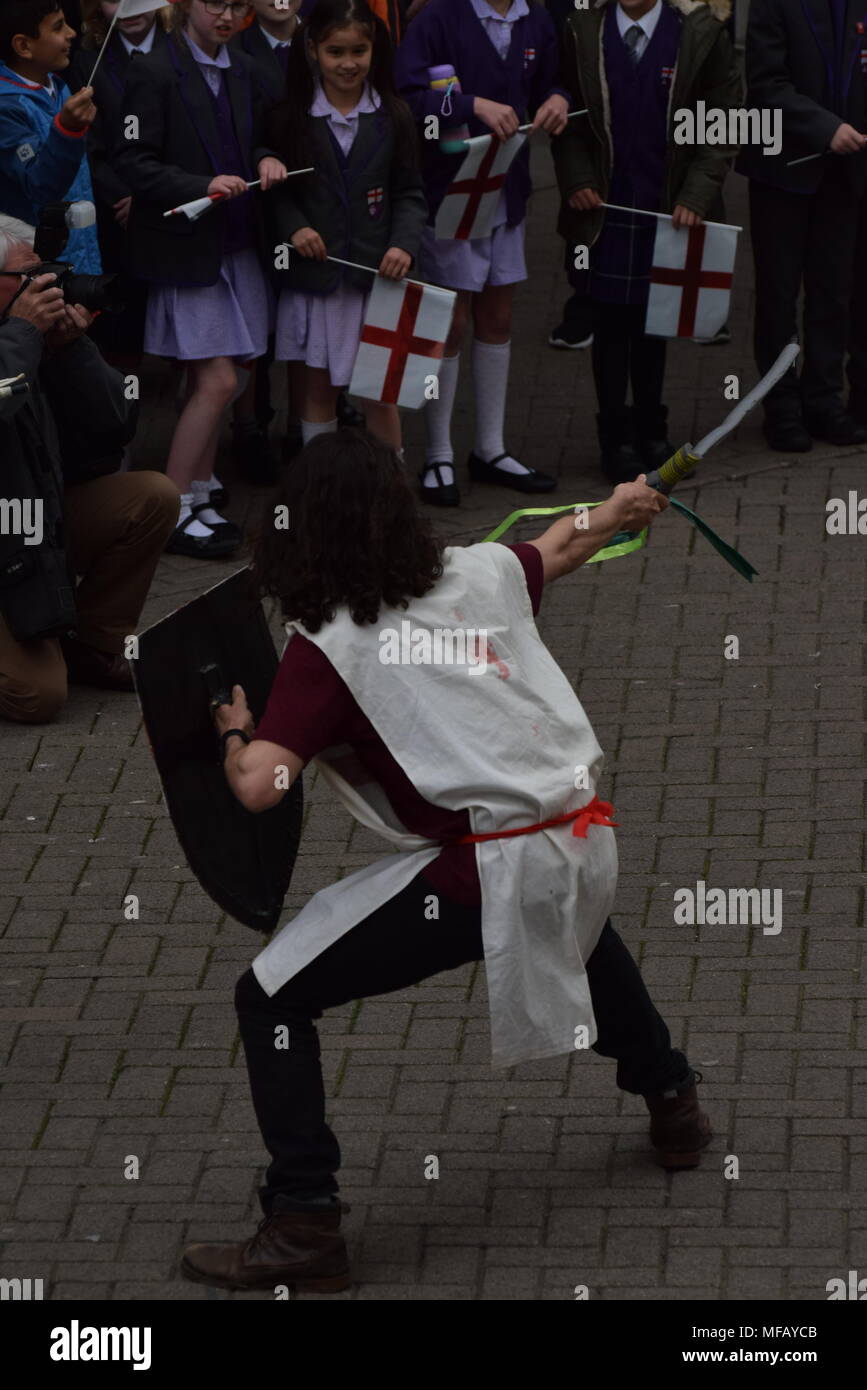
[181,429,711,1294]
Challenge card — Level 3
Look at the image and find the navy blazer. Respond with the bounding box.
[230,21,288,105]
[114,34,278,287]
[737,0,867,192]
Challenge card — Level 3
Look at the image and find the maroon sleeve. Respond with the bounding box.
[505,542,544,617]
[252,634,353,761]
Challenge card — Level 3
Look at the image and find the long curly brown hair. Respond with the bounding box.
[251,429,445,632]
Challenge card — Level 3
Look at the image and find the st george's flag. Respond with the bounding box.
[645,218,739,339]
[434,133,526,241]
[349,275,456,409]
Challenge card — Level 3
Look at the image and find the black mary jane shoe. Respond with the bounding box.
[467,451,557,494]
[190,504,243,545]
[420,462,461,507]
[165,513,240,559]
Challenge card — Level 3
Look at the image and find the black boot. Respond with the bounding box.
[634,404,675,470]
[597,409,643,484]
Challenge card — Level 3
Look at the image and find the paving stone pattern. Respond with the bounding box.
[1,158,865,1302]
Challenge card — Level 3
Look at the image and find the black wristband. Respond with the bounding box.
[219,728,251,758]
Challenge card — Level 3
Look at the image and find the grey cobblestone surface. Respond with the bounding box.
[1,156,865,1301]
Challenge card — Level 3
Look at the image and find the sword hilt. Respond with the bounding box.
[645,444,701,496]
[201,662,232,708]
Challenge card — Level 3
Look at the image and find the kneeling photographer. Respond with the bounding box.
[0,228,178,722]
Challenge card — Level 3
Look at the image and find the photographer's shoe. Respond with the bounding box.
[181,1208,350,1294]
[645,1075,712,1170]
[61,636,134,692]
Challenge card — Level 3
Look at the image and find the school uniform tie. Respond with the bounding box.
[276,42,291,76]
[623,24,644,65]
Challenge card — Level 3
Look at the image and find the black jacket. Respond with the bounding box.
[114,34,278,287]
[230,21,288,105]
[269,110,427,295]
[737,0,867,192]
[68,29,170,271]
[0,318,136,641]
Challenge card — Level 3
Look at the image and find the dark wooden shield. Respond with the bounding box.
[133,567,302,933]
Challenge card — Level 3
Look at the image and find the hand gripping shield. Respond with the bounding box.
[132,567,302,932]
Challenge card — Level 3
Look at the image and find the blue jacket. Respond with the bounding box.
[0,60,101,272]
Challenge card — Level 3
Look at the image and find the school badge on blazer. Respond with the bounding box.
[523,47,536,71]
[367,185,384,219]
[661,66,675,89]
[861,48,867,73]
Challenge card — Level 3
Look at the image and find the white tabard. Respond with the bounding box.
[252,542,618,1068]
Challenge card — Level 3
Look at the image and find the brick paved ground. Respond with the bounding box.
[1,154,866,1302]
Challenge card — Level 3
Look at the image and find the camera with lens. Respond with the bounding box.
[29,201,127,314]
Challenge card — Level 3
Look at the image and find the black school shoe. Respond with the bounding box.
[763,414,813,453]
[597,408,644,484]
[467,451,557,494]
[165,513,239,559]
[633,404,675,470]
[420,462,461,507]
[804,406,867,447]
[191,503,243,545]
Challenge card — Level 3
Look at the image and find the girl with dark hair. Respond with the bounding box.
[178,431,711,1294]
[269,0,427,453]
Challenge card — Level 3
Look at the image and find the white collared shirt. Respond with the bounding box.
[258,21,295,50]
[310,79,381,157]
[470,0,530,63]
[185,32,231,97]
[616,0,662,63]
[119,23,156,58]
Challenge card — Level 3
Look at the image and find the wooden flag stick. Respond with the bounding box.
[599,202,743,233]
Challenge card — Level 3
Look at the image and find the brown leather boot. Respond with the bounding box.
[181,1208,350,1293]
[645,1077,712,1170]
[60,635,134,692]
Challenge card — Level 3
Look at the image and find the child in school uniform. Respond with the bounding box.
[552,0,740,483]
[69,1,171,369]
[394,0,568,506]
[115,0,288,559]
[269,0,427,453]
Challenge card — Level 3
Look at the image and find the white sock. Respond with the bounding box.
[301,418,338,445]
[471,339,531,475]
[206,474,223,497]
[422,462,456,488]
[425,353,460,464]
[177,491,214,539]
[190,478,230,528]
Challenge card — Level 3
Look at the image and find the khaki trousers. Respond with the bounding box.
[0,471,179,723]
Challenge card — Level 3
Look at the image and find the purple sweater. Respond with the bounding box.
[394,0,568,227]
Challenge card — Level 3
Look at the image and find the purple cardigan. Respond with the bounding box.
[394,0,569,227]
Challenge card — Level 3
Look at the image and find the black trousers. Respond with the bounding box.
[749,168,861,420]
[590,303,668,416]
[848,192,867,405]
[235,872,692,1214]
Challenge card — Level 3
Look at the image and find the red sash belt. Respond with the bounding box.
[453,794,619,846]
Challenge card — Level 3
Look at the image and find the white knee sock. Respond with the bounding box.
[423,353,460,486]
[176,491,214,539]
[471,339,530,475]
[301,418,338,445]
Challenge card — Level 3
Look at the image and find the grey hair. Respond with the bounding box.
[0,215,36,269]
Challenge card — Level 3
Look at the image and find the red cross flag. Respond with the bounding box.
[434,132,526,241]
[349,276,456,409]
[646,219,739,339]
